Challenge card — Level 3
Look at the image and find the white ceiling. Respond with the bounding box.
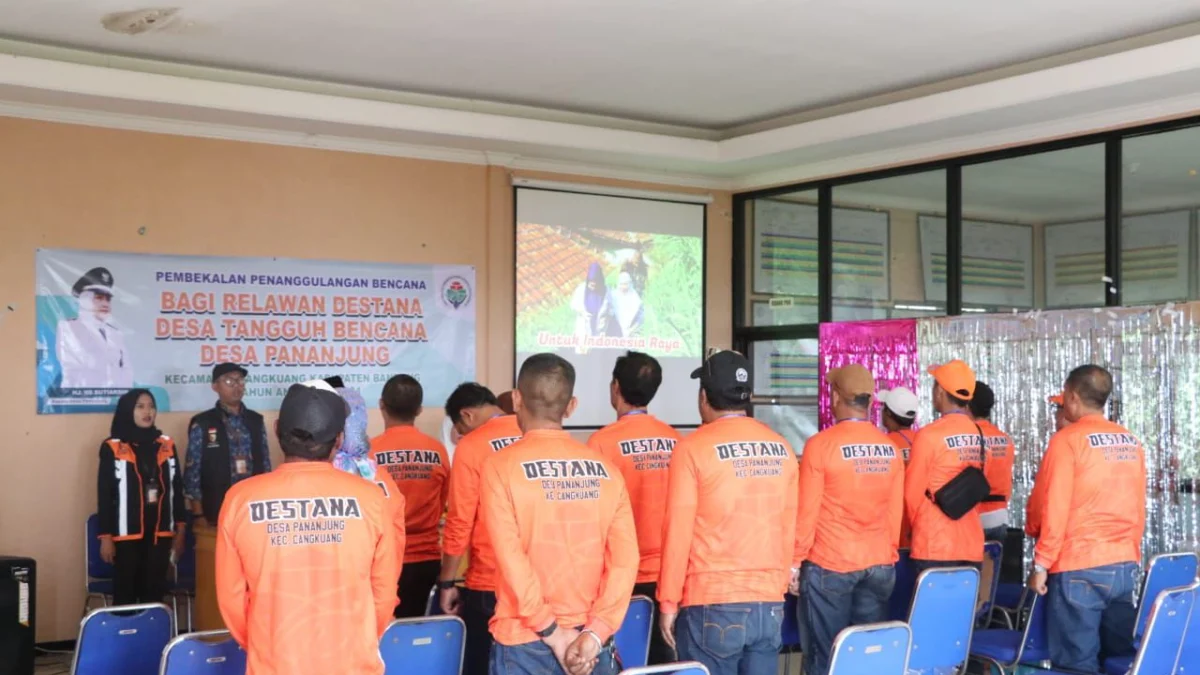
[3,0,1200,129]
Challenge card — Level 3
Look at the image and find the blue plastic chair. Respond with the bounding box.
[992,583,1023,629]
[159,630,246,675]
[84,514,114,616]
[888,548,916,621]
[781,592,801,672]
[424,586,441,616]
[170,518,197,633]
[380,615,465,675]
[72,603,175,675]
[1175,586,1200,675]
[1101,582,1196,675]
[827,621,910,675]
[969,589,1050,674]
[1134,553,1198,640]
[906,567,980,675]
[978,541,1004,626]
[619,662,710,675]
[614,595,654,669]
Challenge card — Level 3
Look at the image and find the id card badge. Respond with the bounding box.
[146,486,160,504]
[235,458,249,475]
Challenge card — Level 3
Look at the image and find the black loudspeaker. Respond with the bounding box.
[0,556,35,675]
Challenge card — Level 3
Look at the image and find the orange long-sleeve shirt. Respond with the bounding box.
[1033,414,1146,574]
[442,415,522,591]
[658,415,799,614]
[374,469,407,573]
[482,429,638,645]
[794,420,904,572]
[887,429,916,547]
[216,463,400,675]
[904,412,985,563]
[587,412,680,583]
[1025,453,1049,538]
[370,426,451,563]
[978,419,1015,517]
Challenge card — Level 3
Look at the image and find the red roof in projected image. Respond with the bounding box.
[516,223,650,314]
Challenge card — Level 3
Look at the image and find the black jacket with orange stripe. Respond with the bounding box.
[97,436,187,541]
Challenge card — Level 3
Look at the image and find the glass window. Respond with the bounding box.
[748,338,819,397]
[1121,126,1199,306]
[748,190,820,326]
[963,144,1105,310]
[832,171,946,320]
[752,404,818,455]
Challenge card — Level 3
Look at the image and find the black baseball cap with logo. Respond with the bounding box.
[690,350,752,403]
[278,380,346,444]
[211,362,249,382]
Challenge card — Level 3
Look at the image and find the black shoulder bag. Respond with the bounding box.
[928,421,992,520]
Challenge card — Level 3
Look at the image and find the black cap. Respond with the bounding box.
[691,350,752,403]
[323,376,345,389]
[72,267,115,297]
[212,363,248,382]
[969,381,996,418]
[278,381,346,444]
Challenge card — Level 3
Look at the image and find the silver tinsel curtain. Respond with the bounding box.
[917,303,1200,564]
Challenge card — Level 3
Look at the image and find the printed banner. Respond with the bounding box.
[36,248,475,415]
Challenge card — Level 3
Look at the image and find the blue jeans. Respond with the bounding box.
[1046,562,1138,673]
[488,639,619,675]
[799,562,896,675]
[676,602,783,675]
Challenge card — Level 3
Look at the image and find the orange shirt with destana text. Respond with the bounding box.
[795,420,904,573]
[588,412,680,583]
[658,415,799,614]
[482,429,638,645]
[1034,414,1146,574]
[370,426,451,563]
[978,419,1015,516]
[216,463,400,675]
[442,415,522,591]
[904,412,985,563]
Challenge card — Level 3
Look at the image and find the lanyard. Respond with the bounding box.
[837,417,869,424]
[621,410,648,418]
[717,413,747,420]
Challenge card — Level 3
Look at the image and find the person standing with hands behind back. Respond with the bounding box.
[482,354,638,675]
[97,389,187,605]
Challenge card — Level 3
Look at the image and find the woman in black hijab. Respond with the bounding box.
[97,389,187,605]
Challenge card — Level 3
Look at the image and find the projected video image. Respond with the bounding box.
[516,224,702,358]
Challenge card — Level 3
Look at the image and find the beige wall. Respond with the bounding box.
[0,117,731,641]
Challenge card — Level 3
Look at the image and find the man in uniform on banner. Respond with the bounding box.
[1027,365,1145,673]
[658,350,799,675]
[970,382,1015,543]
[905,360,985,577]
[587,351,681,665]
[185,363,272,527]
[216,380,400,675]
[482,354,638,675]
[56,266,134,389]
[439,383,523,675]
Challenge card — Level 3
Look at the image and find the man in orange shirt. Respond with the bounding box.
[482,353,638,675]
[793,364,904,675]
[905,360,985,577]
[440,383,523,675]
[1027,366,1145,673]
[969,382,1014,543]
[877,387,918,463]
[370,374,451,618]
[659,350,799,675]
[587,351,681,665]
[216,380,400,675]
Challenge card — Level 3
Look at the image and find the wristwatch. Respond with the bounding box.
[436,579,461,590]
[1033,564,1048,575]
[536,621,559,639]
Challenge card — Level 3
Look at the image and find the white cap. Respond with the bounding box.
[877,387,919,420]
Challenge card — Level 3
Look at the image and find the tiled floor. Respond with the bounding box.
[33,652,73,675]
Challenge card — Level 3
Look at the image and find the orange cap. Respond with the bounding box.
[927,360,976,401]
[1048,392,1064,406]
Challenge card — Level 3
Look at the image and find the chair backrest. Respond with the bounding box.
[380,615,465,675]
[977,541,1003,620]
[1177,586,1200,675]
[828,621,910,675]
[424,586,440,616]
[614,595,654,669]
[1136,553,1199,639]
[72,603,174,675]
[85,514,113,581]
[1131,582,1195,675]
[906,567,980,674]
[1017,590,1049,664]
[159,630,246,675]
[619,662,710,675]
[888,548,916,621]
[781,592,801,650]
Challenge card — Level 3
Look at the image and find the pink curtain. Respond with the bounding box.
[818,319,919,429]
